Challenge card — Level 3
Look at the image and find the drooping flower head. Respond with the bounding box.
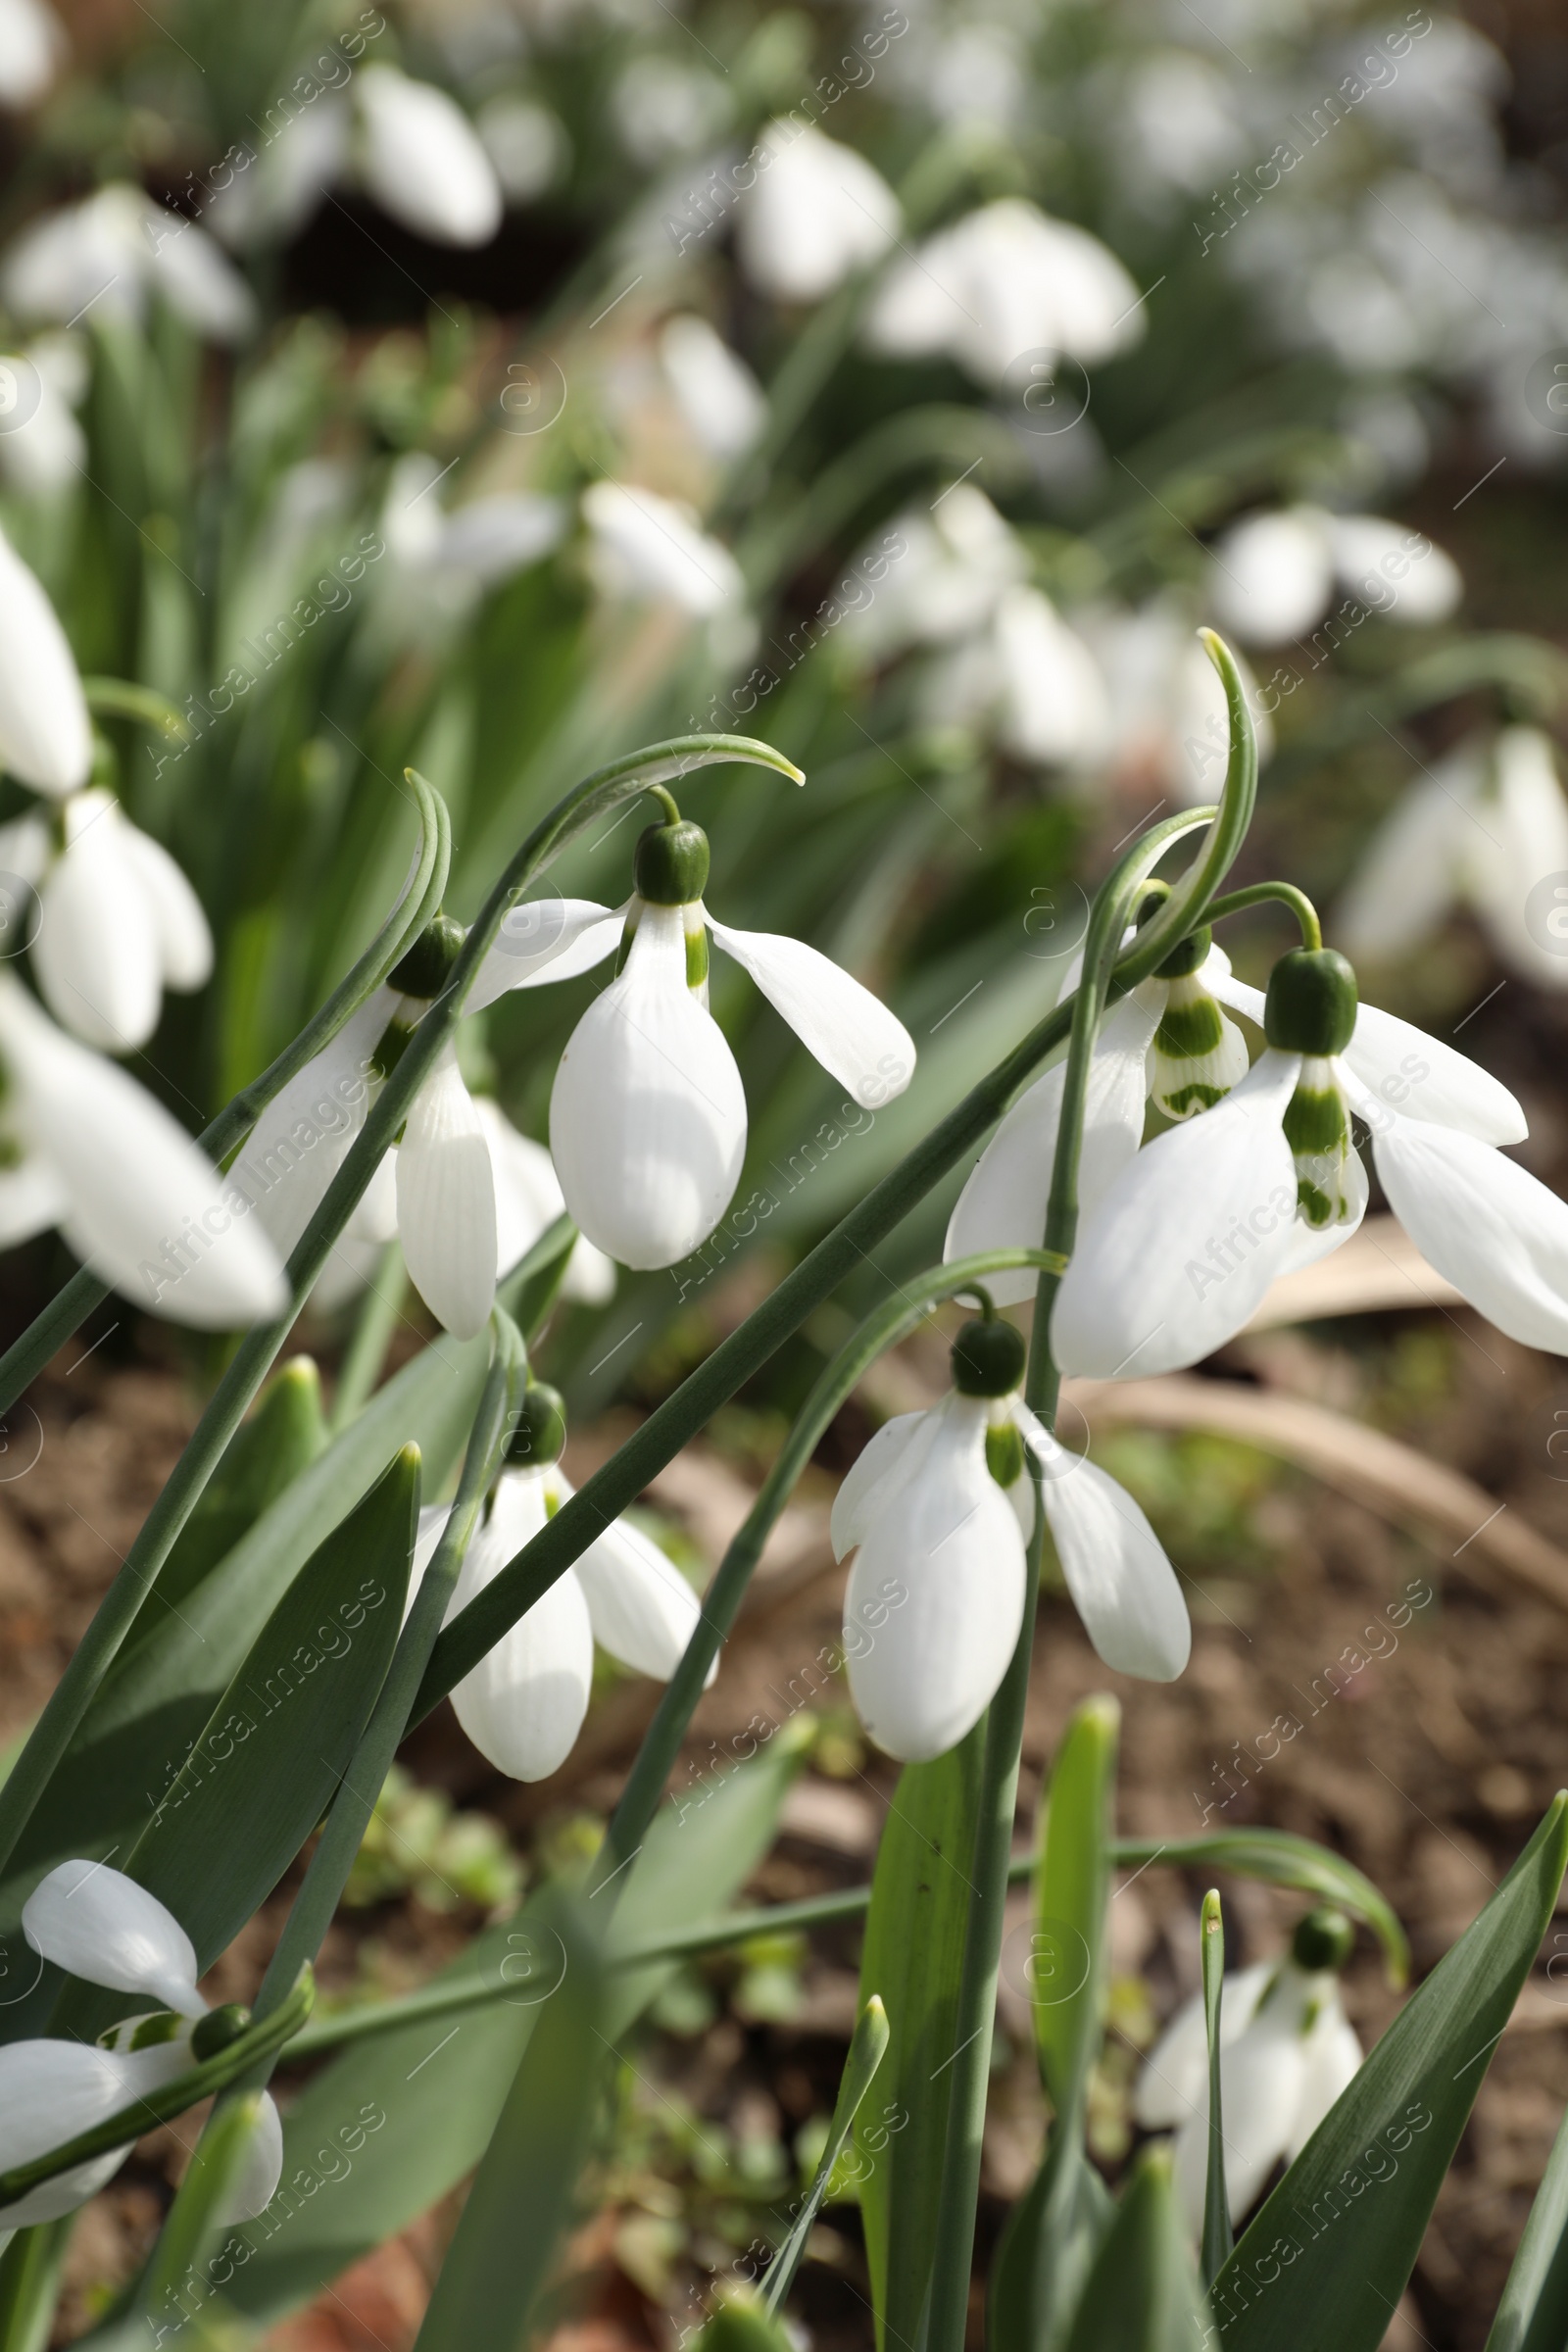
[833,1312,1189,1763]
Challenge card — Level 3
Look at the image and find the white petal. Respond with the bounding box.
[1267,1137,1367,1278]
[466,899,623,1013]
[450,1475,593,1781]
[1468,728,1568,990]
[1341,1004,1524,1146]
[0,1148,69,1247]
[1367,1112,1568,1353]
[219,2090,284,2224]
[660,314,766,461]
[233,990,389,1261]
[32,791,163,1050]
[146,213,256,343]
[1324,514,1461,627]
[0,977,287,1327]
[114,818,212,991]
[581,481,745,616]
[572,1507,707,1682]
[0,0,63,107]
[23,1859,202,2014]
[1335,755,1479,965]
[843,1396,1025,1762]
[990,588,1111,766]
[1023,1412,1190,1680]
[1208,507,1335,647]
[355,68,503,247]
[1051,1050,1301,1379]
[474,1100,561,1276]
[1286,1995,1361,2161]
[0,2038,188,2230]
[945,990,1160,1308]
[396,1048,497,1341]
[1174,1998,1306,2230]
[0,811,49,886]
[707,915,914,1109]
[737,122,899,304]
[436,495,566,587]
[550,904,747,1268]
[830,1408,929,1559]
[0,522,91,794]
[1133,1960,1275,2131]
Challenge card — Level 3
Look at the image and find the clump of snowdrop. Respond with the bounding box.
[1,184,255,343]
[0,787,211,1051]
[0,1861,283,2231]
[500,799,914,1267]
[0,973,285,1327]
[418,1383,710,1781]
[1136,1906,1362,2232]
[210,66,503,251]
[0,520,91,795]
[1337,726,1568,992]
[833,1312,1189,1762]
[1043,938,1568,1374]
[1208,505,1461,646]
[863,198,1145,386]
[736,122,899,304]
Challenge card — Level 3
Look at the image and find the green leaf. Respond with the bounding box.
[762,1995,889,2317]
[46,1451,417,2046]
[1114,1833,1408,1986]
[1211,1794,1568,2350]
[1062,2146,1211,2352]
[215,1733,811,2336]
[989,1697,1120,2352]
[143,1356,328,1622]
[1484,2098,1568,2352]
[854,1723,985,2352]
[1200,1891,1233,2290]
[0,2216,72,2352]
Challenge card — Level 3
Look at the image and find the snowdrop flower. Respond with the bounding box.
[1050,943,1568,1375]
[0,974,286,1327]
[1,184,255,343]
[920,586,1111,768]
[0,332,87,498]
[736,122,899,305]
[659,316,766,462]
[377,452,566,634]
[475,1101,615,1303]
[833,1315,1189,1762]
[1083,599,1275,808]
[1338,727,1568,992]
[0,0,64,109]
[0,521,91,795]
[436,1386,710,1780]
[581,480,745,617]
[236,917,497,1341]
[480,806,913,1268]
[1,1860,284,2232]
[0,788,211,1050]
[947,922,1254,1303]
[864,199,1144,387]
[1208,505,1461,647]
[356,67,504,246]
[476,95,570,204]
[1136,1907,1362,2231]
[612,55,730,166]
[842,485,1028,666]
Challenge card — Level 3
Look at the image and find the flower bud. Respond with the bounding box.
[1290,1905,1355,1973]
[633,819,710,907]
[389,913,467,1002]
[950,1314,1026,1397]
[1264,947,1357,1056]
[505,1382,567,1469]
[190,2002,251,2061]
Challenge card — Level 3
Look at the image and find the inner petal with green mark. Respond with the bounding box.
[1283,1055,1357,1228]
[1146,975,1250,1121]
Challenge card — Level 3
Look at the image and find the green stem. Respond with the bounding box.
[331,1241,408,1430]
[587,1250,1065,1900]
[922,635,1258,2350]
[0,739,789,1883]
[1203,881,1321,951]
[1200,1889,1233,2287]
[0,775,451,1418]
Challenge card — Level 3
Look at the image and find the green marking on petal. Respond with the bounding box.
[985,1420,1025,1491]
[1154,983,1226,1062]
[1157,1081,1229,1117]
[685,920,710,992]
[1297,1177,1336,1227]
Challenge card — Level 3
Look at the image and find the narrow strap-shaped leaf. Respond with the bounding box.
[1061,2146,1212,2352]
[1484,2097,1568,2352]
[411,1892,605,2352]
[1211,1794,1568,2349]
[0,2215,72,2352]
[1115,1832,1408,1986]
[761,1996,890,2318]
[1200,1891,1232,2289]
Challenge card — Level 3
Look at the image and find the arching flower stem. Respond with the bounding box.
[1203,880,1323,951]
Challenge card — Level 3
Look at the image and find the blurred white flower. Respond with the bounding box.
[864,198,1144,386]
[1337,727,1568,990]
[475,1100,615,1302]
[0,0,64,109]
[1082,599,1274,807]
[1136,1922,1362,2232]
[612,54,730,165]
[356,66,504,246]
[0,786,211,1050]
[659,315,765,462]
[581,479,744,616]
[0,974,287,1327]
[0,332,87,497]
[475,93,569,202]
[0,520,91,794]
[832,1322,1187,1762]
[736,122,899,305]
[921,585,1111,767]
[1,184,255,343]
[1117,53,1245,197]
[378,451,566,631]
[843,484,1027,664]
[208,103,352,249]
[1,1861,281,2231]
[1208,505,1461,646]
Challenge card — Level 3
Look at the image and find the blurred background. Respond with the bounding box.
[3,0,1568,2342]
